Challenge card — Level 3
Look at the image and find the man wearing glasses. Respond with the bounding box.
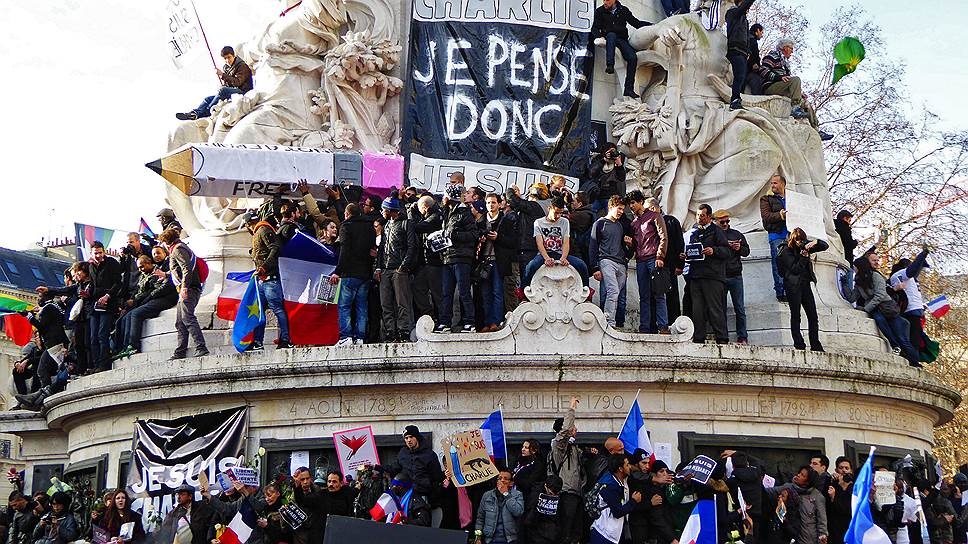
[713,210,750,344]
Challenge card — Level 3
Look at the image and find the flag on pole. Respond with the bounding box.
[619,397,655,458]
[217,271,255,321]
[139,218,156,239]
[166,0,209,70]
[216,500,256,544]
[279,231,340,346]
[846,446,892,544]
[926,296,951,318]
[231,276,264,352]
[679,499,717,544]
[74,222,127,260]
[480,409,507,461]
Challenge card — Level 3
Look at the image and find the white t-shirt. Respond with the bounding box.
[889,269,924,312]
[533,217,570,257]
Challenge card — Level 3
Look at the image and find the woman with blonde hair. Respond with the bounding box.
[776,228,828,351]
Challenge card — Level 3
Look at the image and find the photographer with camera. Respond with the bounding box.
[777,228,828,352]
[587,142,628,215]
[120,232,152,302]
[32,492,78,544]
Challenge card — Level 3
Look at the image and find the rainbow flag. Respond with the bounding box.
[75,222,119,261]
[139,218,156,239]
[0,294,33,315]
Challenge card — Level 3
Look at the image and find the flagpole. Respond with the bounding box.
[624,388,642,422]
[498,404,507,461]
[189,0,222,84]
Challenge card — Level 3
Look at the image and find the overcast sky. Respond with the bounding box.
[0,0,964,251]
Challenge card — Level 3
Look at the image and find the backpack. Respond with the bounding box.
[195,256,210,284]
[583,482,607,518]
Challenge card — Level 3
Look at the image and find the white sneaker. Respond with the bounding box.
[336,337,353,346]
[353,338,363,345]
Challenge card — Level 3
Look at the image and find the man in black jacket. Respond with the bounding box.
[87,241,123,371]
[436,184,480,334]
[682,204,730,344]
[506,184,548,288]
[592,0,651,98]
[375,196,418,342]
[119,232,152,301]
[292,467,325,544]
[478,193,519,332]
[713,210,751,344]
[116,255,178,354]
[834,210,858,264]
[332,203,376,346]
[725,0,756,110]
[397,425,445,527]
[747,24,765,94]
[321,471,358,534]
[412,195,444,324]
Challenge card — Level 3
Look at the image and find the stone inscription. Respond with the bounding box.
[287,395,448,418]
[490,393,626,412]
[705,396,924,433]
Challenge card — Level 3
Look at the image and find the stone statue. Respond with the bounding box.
[609,14,837,241]
[166,0,402,235]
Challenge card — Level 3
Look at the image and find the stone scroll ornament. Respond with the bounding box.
[165,0,402,235]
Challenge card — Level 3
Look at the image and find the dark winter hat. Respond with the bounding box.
[552,417,565,432]
[472,200,486,214]
[651,460,670,473]
[174,483,195,495]
[545,474,563,494]
[402,425,422,440]
[954,473,968,486]
[629,448,650,465]
[381,196,402,212]
[446,184,465,200]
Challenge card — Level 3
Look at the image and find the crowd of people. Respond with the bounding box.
[8,156,935,410]
[6,400,965,544]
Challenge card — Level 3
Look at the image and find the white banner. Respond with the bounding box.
[166,0,207,70]
[411,0,593,32]
[408,153,578,195]
[785,190,827,241]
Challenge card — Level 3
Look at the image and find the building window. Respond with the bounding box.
[5,261,19,275]
[31,267,45,281]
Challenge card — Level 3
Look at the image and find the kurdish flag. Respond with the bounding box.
[231,276,264,352]
[279,231,340,346]
[0,294,34,314]
[927,296,951,318]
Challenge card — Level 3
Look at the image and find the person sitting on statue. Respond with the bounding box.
[725,0,756,110]
[524,197,590,288]
[759,39,833,141]
[175,46,253,120]
[591,0,652,99]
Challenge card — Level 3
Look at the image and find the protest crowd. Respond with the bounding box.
[2,400,966,544]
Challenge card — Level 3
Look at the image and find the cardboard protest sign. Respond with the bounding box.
[323,515,466,544]
[441,429,498,488]
[786,190,828,241]
[677,454,717,485]
[332,426,380,477]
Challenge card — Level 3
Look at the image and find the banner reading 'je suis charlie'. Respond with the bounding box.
[403,0,595,194]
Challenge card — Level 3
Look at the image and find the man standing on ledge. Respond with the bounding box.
[759,174,789,303]
[176,46,253,120]
[592,0,651,98]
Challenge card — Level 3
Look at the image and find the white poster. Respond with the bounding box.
[785,190,828,241]
[654,442,673,470]
[408,153,578,195]
[332,425,380,476]
[874,471,897,506]
[166,0,206,70]
[290,451,310,476]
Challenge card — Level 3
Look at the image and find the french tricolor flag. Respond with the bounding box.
[845,446,892,544]
[217,271,255,321]
[370,492,401,524]
[480,409,507,461]
[217,499,257,544]
[679,499,717,544]
[927,295,951,318]
[280,232,340,346]
[619,392,655,459]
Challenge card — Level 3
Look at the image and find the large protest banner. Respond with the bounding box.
[126,407,247,519]
[403,0,595,194]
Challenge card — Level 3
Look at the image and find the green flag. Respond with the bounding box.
[832,37,866,84]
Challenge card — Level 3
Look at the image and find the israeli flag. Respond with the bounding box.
[846,446,892,544]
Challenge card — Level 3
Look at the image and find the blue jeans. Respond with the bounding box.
[724,275,747,341]
[338,277,369,340]
[524,255,589,288]
[88,311,115,370]
[193,86,242,118]
[661,0,690,15]
[727,52,748,102]
[480,263,505,327]
[254,279,290,343]
[122,299,171,351]
[442,263,474,327]
[871,311,919,364]
[769,237,786,298]
[636,259,668,333]
[604,32,638,95]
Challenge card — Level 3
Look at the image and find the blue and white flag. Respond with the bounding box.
[619,398,655,458]
[846,446,892,544]
[480,409,507,461]
[679,499,717,544]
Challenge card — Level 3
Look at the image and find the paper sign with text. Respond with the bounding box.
[442,429,499,488]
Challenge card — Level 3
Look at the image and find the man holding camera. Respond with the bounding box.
[587,143,628,214]
[119,232,152,302]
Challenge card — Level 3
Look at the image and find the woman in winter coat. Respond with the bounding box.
[512,439,546,500]
[776,228,828,352]
[847,256,920,366]
[32,492,78,544]
[97,489,145,544]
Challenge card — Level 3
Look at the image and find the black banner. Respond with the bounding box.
[403,0,595,194]
[126,406,248,500]
[323,516,467,544]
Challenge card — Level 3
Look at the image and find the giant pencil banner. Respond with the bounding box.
[403,0,595,194]
[126,406,247,510]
